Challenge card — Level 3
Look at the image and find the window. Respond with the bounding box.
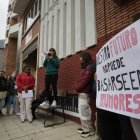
[24,0,40,32]
[30,6,34,22]
[34,1,38,16]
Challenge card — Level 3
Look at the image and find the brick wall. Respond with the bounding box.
[5,38,17,76]
[37,47,97,94]
[96,0,140,46]
[37,67,45,95]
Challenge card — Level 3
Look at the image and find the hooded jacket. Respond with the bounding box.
[0,77,7,91]
[74,52,96,94]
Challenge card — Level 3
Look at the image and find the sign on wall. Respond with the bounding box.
[25,30,32,45]
[96,19,140,119]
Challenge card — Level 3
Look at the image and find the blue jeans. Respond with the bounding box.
[7,95,16,112]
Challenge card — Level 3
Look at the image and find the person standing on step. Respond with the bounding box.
[40,48,60,107]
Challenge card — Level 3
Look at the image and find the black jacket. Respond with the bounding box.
[0,77,7,91]
[7,79,16,95]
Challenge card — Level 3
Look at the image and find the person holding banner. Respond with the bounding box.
[16,66,35,123]
[95,72,135,140]
[94,72,123,140]
[74,52,96,138]
[131,117,140,139]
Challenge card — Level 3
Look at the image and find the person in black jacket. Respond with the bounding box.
[0,71,7,91]
[0,71,8,113]
[31,89,52,119]
[6,75,17,115]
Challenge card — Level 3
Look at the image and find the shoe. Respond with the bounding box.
[16,113,20,116]
[51,100,56,107]
[40,101,46,106]
[5,111,10,116]
[10,111,15,115]
[80,131,90,138]
[89,131,95,136]
[77,128,84,134]
[21,120,25,123]
[80,131,95,138]
[40,101,49,107]
[29,120,32,123]
[2,108,8,115]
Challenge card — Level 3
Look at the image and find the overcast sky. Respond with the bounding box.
[0,0,9,40]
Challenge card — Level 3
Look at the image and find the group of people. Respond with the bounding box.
[0,70,20,115]
[0,48,60,124]
[0,47,139,140]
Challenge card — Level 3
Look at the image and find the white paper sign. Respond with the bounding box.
[96,19,140,119]
[22,90,33,98]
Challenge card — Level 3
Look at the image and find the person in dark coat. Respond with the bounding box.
[6,75,17,114]
[31,89,47,119]
[0,71,8,113]
[74,52,96,138]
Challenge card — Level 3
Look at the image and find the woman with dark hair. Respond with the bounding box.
[74,52,96,138]
[40,48,60,107]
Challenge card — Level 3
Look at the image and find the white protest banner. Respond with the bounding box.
[96,19,140,119]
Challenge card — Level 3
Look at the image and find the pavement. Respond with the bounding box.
[0,110,98,140]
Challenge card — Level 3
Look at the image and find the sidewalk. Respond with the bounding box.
[0,111,97,140]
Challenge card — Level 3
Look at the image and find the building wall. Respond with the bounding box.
[96,0,140,49]
[39,0,140,88]
[0,49,4,70]
[38,0,96,92]
[39,0,96,66]
[5,39,17,76]
[21,18,40,50]
[4,0,20,75]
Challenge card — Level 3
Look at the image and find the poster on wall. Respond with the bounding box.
[96,19,140,119]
